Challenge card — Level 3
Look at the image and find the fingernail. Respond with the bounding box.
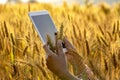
[57,40,62,44]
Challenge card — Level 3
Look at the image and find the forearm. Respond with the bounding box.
[68,51,97,80]
[75,60,96,79]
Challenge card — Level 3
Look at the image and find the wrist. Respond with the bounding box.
[60,71,79,80]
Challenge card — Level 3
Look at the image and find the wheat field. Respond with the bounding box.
[0,2,120,80]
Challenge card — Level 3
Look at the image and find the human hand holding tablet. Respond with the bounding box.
[28,10,92,80]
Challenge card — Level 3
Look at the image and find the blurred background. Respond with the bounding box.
[0,0,119,5]
[0,0,120,80]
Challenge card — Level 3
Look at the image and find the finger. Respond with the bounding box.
[63,37,75,50]
[43,44,54,55]
[57,40,64,55]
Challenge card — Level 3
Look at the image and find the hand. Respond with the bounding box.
[63,37,95,79]
[63,37,83,66]
[43,40,79,80]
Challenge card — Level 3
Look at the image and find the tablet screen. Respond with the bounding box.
[31,14,57,44]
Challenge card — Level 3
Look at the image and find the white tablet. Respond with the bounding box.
[28,10,57,45]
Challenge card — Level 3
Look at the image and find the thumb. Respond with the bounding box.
[43,44,54,56]
[57,40,64,55]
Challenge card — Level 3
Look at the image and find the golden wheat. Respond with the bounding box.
[0,2,120,80]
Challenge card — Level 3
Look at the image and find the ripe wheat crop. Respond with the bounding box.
[0,2,120,80]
